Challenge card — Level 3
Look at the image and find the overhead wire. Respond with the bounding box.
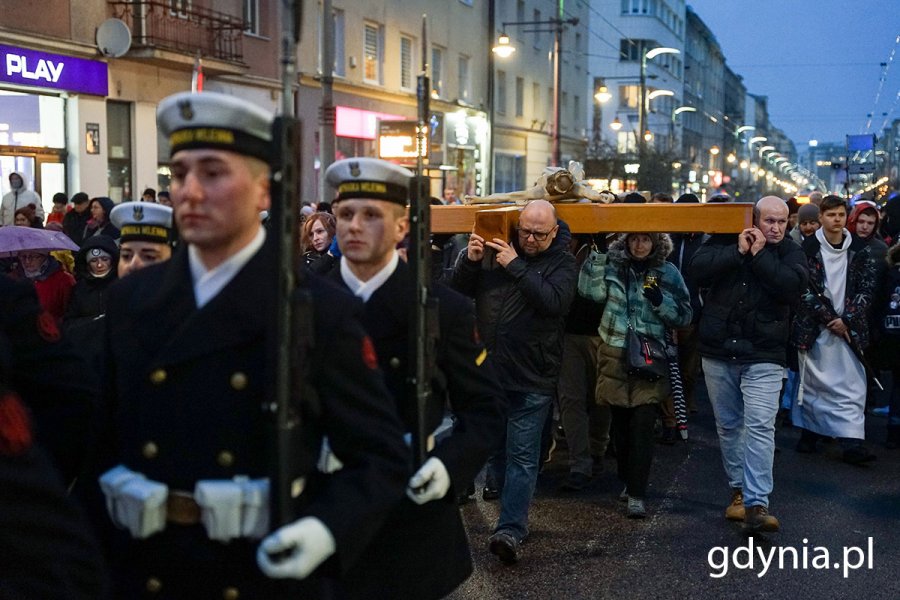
[863,33,898,133]
[511,0,862,174]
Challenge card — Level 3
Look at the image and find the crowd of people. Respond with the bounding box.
[0,90,899,599]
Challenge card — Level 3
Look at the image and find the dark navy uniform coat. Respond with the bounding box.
[99,242,409,599]
[332,259,507,600]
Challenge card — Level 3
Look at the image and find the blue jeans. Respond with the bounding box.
[702,358,781,508]
[492,391,553,541]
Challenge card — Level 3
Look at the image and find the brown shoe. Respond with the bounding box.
[744,505,780,533]
[725,488,744,521]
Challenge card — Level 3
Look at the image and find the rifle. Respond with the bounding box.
[806,279,884,391]
[408,14,440,468]
[266,0,316,532]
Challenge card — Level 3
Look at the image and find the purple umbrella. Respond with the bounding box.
[0,226,79,257]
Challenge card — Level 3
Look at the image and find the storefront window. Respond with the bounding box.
[107,101,133,202]
[0,90,65,148]
[494,154,525,193]
[336,136,376,161]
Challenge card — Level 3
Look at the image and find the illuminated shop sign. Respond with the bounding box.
[379,120,426,159]
[0,44,108,96]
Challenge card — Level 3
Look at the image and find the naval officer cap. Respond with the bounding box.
[157,91,273,162]
[325,157,413,206]
[110,202,174,245]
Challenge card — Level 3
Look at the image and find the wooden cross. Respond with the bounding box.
[432,203,753,236]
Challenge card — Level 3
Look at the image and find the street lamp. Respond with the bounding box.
[492,15,579,166]
[492,33,515,58]
[594,84,612,104]
[609,116,623,131]
[639,46,680,156]
[672,105,696,117]
[647,89,675,102]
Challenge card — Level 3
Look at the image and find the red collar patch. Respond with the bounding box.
[0,392,33,456]
[361,335,379,371]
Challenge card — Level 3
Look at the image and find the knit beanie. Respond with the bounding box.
[797,204,819,222]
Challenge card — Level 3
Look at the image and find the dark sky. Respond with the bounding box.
[685,0,899,148]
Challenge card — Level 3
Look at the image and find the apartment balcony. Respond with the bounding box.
[109,0,247,73]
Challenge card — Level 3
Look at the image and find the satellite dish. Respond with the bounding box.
[97,18,132,58]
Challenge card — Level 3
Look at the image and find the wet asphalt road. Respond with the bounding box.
[449,383,900,600]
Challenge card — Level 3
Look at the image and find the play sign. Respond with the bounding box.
[0,45,108,96]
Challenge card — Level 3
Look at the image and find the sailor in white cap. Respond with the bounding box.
[97,92,407,598]
[324,156,506,599]
[109,202,175,277]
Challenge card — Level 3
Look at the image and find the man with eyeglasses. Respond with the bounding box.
[15,249,75,324]
[451,199,576,564]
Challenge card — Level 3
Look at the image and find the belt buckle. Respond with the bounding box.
[167,490,201,526]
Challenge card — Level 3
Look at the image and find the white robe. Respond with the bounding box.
[793,228,866,439]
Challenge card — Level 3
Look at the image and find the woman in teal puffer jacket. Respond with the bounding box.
[578,232,691,518]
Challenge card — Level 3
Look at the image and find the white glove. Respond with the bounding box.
[256,517,336,580]
[405,457,451,505]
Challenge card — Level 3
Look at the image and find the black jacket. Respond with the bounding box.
[668,232,709,325]
[690,234,808,366]
[450,220,577,393]
[64,235,120,375]
[0,425,107,600]
[62,209,91,247]
[0,274,97,485]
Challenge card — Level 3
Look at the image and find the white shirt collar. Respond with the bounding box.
[340,250,399,303]
[188,226,266,309]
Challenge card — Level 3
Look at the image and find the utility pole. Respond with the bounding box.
[486,0,495,194]
[552,11,562,166]
[319,0,336,205]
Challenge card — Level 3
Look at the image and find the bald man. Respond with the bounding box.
[451,199,576,564]
[690,196,808,533]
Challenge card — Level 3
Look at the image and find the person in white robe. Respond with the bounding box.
[791,195,878,464]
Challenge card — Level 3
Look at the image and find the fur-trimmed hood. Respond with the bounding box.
[889,242,900,268]
[607,232,673,269]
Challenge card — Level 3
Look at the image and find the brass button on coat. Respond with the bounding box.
[230,372,248,390]
[217,451,235,468]
[146,577,162,594]
[389,357,401,369]
[149,369,167,385]
[142,441,159,459]
[223,587,240,600]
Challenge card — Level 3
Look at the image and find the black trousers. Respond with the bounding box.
[611,404,657,498]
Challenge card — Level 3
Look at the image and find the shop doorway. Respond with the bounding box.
[0,149,68,215]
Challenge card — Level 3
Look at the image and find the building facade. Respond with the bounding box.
[0,0,283,210]
[298,0,493,201]
[586,0,686,192]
